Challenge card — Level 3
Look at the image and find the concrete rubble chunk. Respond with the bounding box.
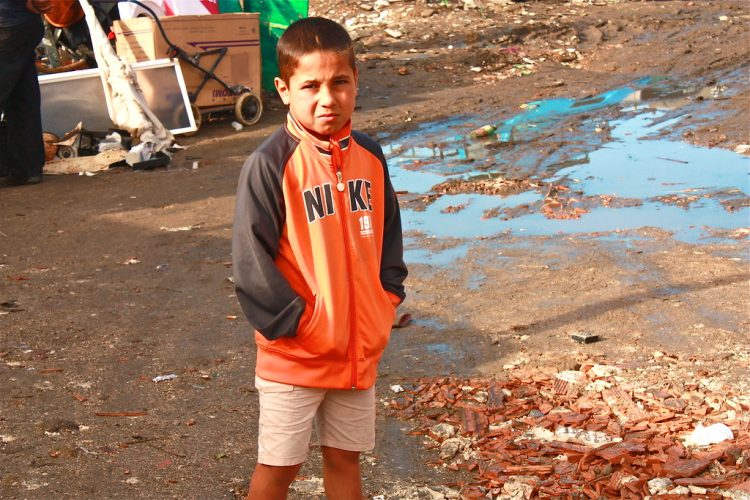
[647,477,674,495]
[430,423,456,440]
[555,426,621,447]
[439,437,468,460]
[500,479,535,500]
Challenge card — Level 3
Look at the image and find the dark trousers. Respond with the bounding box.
[0,18,45,180]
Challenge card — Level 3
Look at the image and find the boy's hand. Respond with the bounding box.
[26,0,53,14]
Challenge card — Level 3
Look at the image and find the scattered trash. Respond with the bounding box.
[469,124,497,138]
[159,224,201,232]
[683,422,734,447]
[231,121,244,131]
[385,28,403,39]
[97,131,125,153]
[45,148,127,175]
[570,331,600,344]
[124,258,140,265]
[123,151,171,171]
[735,144,750,155]
[393,313,412,328]
[94,411,147,417]
[390,384,405,393]
[152,374,177,383]
[0,300,24,313]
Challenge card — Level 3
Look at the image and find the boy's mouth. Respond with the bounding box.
[317,114,339,123]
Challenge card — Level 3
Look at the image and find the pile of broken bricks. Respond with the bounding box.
[386,359,749,499]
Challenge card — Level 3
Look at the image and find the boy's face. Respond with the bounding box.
[275,51,358,140]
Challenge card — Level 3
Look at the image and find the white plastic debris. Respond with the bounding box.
[231,121,244,131]
[124,258,140,265]
[152,374,178,383]
[160,225,201,232]
[683,422,734,447]
[97,132,124,152]
[390,384,404,393]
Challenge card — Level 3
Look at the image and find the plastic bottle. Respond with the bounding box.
[470,124,497,138]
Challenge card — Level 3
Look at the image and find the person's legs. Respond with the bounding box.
[321,446,362,500]
[4,22,45,183]
[247,463,302,500]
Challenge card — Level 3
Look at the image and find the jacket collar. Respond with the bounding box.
[285,113,352,165]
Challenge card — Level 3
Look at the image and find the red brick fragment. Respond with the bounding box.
[461,408,489,436]
[673,477,726,487]
[596,442,647,462]
[502,464,554,475]
[662,457,712,478]
[487,385,505,411]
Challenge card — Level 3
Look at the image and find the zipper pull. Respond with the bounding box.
[336,170,345,192]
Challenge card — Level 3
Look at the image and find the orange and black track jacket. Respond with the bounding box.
[232,114,408,390]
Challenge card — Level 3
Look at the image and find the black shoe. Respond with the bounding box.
[7,174,42,186]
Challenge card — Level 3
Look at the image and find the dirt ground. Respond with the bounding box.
[1,0,749,498]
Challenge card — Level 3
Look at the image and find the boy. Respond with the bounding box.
[232,17,408,500]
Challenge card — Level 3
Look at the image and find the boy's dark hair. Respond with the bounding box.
[276,17,356,83]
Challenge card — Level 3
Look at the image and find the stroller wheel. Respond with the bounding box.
[183,104,202,137]
[235,92,263,126]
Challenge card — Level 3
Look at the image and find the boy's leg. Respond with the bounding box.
[321,446,362,500]
[250,376,326,499]
[247,463,302,500]
[315,386,376,500]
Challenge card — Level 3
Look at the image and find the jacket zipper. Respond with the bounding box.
[333,161,358,390]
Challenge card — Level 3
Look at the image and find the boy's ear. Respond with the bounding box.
[274,77,291,105]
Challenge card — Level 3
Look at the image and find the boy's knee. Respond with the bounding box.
[321,446,360,466]
[255,462,302,485]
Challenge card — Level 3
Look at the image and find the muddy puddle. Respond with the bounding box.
[384,75,749,253]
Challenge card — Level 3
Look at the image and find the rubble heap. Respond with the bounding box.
[387,359,750,499]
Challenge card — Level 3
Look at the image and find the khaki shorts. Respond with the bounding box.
[255,376,376,466]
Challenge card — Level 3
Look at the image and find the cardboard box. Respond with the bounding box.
[113,13,261,108]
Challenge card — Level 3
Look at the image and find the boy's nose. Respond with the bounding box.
[318,85,335,106]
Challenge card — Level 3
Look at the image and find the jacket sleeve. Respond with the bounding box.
[380,156,408,305]
[232,152,306,340]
